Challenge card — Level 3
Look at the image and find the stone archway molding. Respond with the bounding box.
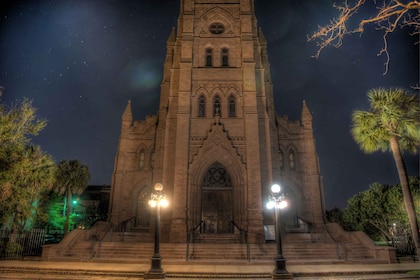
[188,121,247,232]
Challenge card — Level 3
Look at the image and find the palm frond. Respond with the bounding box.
[355,88,420,155]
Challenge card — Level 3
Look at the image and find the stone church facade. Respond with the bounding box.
[108,0,325,243]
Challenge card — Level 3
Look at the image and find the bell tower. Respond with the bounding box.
[155,0,276,242]
[109,0,325,244]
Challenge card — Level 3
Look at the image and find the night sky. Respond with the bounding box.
[0,0,418,210]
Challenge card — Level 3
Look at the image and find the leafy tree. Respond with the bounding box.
[54,160,90,235]
[326,207,344,224]
[341,192,364,231]
[0,98,46,149]
[307,0,419,74]
[410,176,420,218]
[339,178,419,243]
[0,98,47,203]
[342,183,395,240]
[0,99,55,232]
[0,145,56,232]
[35,191,65,233]
[351,88,420,255]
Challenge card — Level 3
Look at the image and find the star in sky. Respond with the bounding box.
[0,0,418,209]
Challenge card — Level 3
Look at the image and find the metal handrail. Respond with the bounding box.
[90,222,112,258]
[189,220,204,243]
[93,217,135,257]
[311,223,347,260]
[325,226,347,260]
[230,221,250,261]
[230,221,246,243]
[186,220,204,261]
[116,216,136,232]
[111,216,136,242]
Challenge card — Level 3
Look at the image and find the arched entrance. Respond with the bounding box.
[135,186,151,229]
[201,162,233,233]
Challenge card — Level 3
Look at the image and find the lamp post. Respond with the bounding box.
[145,183,168,279]
[266,183,290,278]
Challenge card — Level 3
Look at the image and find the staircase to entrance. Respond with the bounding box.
[42,224,395,264]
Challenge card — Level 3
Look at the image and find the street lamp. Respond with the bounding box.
[145,183,168,279]
[266,184,290,278]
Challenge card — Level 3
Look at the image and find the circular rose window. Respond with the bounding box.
[209,22,225,34]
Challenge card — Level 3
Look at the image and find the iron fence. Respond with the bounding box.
[0,229,46,260]
[390,224,416,260]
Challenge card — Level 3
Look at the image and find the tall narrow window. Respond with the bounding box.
[228,95,236,117]
[289,151,295,170]
[206,48,213,67]
[139,150,145,169]
[213,95,221,116]
[198,95,206,117]
[222,48,229,67]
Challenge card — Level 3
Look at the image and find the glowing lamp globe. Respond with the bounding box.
[154,183,163,191]
[148,199,157,207]
[160,198,169,207]
[279,200,288,209]
[266,200,276,209]
[271,184,281,193]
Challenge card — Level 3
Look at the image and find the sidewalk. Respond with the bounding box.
[0,259,419,279]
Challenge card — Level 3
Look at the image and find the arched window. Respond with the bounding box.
[213,95,221,116]
[221,48,229,67]
[139,150,145,169]
[228,95,236,117]
[198,95,206,117]
[202,162,232,188]
[279,151,284,170]
[206,48,213,67]
[289,151,295,170]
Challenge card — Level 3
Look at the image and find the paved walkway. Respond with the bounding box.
[0,259,418,279]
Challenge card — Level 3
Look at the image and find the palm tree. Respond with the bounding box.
[351,88,420,256]
[54,160,90,235]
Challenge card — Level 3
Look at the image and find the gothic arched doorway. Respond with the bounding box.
[136,186,151,230]
[201,162,233,233]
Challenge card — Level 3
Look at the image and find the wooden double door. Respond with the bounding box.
[201,189,233,234]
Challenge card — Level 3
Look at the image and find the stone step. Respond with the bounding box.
[60,232,377,264]
[250,244,338,260]
[53,242,384,265]
[283,232,334,244]
[70,242,187,260]
[188,243,248,260]
[101,231,154,243]
[194,233,241,243]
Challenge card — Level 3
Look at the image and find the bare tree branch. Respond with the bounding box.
[307,0,420,75]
